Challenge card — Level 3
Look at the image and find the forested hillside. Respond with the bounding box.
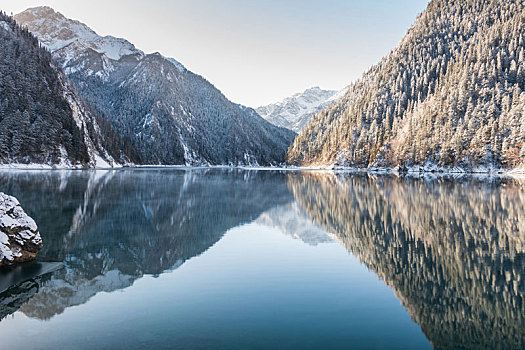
[0,12,88,165]
[287,0,525,171]
[0,12,137,167]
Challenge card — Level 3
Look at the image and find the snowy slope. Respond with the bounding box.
[256,86,348,132]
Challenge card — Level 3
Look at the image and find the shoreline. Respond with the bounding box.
[0,163,524,176]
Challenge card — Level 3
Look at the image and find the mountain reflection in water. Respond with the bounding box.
[0,169,523,349]
[0,169,293,320]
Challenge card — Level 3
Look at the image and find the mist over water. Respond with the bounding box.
[0,169,523,349]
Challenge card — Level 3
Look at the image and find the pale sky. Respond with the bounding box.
[2,0,430,107]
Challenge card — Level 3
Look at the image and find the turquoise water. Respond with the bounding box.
[0,169,523,349]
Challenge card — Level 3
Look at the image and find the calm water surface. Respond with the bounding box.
[0,169,523,349]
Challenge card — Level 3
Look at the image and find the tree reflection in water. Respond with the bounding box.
[288,173,525,349]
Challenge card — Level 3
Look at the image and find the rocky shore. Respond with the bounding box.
[0,193,42,267]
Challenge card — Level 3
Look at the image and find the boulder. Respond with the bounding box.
[0,193,42,267]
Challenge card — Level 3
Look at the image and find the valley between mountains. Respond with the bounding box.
[1,0,525,173]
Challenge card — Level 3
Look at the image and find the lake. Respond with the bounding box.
[0,169,523,349]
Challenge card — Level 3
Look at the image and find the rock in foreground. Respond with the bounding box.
[0,193,42,267]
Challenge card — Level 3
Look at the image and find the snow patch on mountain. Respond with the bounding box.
[326,86,349,103]
[92,36,140,61]
[0,21,11,32]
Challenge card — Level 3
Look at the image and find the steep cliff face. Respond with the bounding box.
[15,7,296,166]
[288,0,525,171]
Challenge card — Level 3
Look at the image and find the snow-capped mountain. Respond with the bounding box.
[15,7,295,166]
[256,86,348,132]
[15,6,145,80]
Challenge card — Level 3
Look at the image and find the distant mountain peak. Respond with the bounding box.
[15,6,141,60]
[16,7,97,51]
[256,86,348,132]
[15,7,188,71]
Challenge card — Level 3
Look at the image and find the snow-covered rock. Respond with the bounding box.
[0,20,11,32]
[0,193,42,267]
